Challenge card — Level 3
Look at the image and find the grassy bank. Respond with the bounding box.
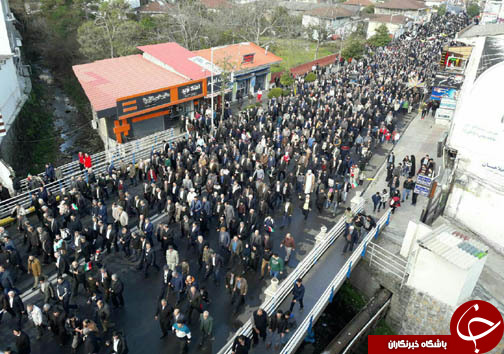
[12,80,59,175]
[266,38,340,70]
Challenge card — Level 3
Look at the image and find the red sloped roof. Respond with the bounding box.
[72,54,187,112]
[200,0,231,9]
[193,42,282,72]
[343,0,373,6]
[375,0,426,10]
[137,42,208,80]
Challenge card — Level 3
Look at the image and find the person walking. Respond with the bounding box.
[371,192,381,213]
[402,177,415,202]
[280,233,295,264]
[110,274,125,309]
[5,290,25,328]
[27,255,42,290]
[27,304,44,339]
[172,319,191,354]
[267,310,287,351]
[269,253,284,279]
[342,226,358,255]
[289,278,305,312]
[13,328,31,354]
[155,298,173,339]
[231,275,247,315]
[251,308,268,346]
[199,310,213,347]
[378,189,388,212]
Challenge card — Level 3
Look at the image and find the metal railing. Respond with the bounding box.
[366,241,409,287]
[0,129,186,220]
[217,199,365,354]
[280,209,393,354]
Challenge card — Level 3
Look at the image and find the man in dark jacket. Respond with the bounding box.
[110,274,125,308]
[13,328,31,354]
[232,334,251,354]
[289,278,305,312]
[251,308,268,346]
[107,331,129,354]
[155,298,173,338]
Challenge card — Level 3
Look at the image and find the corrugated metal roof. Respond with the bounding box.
[419,225,488,269]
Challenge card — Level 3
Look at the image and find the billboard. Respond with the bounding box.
[430,87,458,100]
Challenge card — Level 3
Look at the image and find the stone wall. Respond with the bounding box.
[349,260,504,353]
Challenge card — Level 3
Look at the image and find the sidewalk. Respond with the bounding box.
[361,114,448,249]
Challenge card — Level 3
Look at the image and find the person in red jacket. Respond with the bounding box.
[84,153,92,169]
[78,152,85,171]
[147,167,157,182]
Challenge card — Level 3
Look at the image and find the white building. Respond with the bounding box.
[366,14,407,39]
[444,25,504,254]
[0,0,30,144]
[302,6,353,33]
[375,0,427,20]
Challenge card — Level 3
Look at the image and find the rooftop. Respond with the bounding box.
[342,0,373,6]
[375,0,426,10]
[200,0,231,9]
[138,42,210,80]
[304,6,354,19]
[419,224,488,270]
[136,0,173,14]
[72,55,187,112]
[193,42,282,72]
[370,14,408,24]
[458,23,504,38]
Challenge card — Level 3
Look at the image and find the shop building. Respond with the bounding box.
[73,41,281,145]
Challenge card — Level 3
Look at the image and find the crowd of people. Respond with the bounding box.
[0,11,469,354]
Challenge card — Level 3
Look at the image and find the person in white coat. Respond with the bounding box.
[27,303,44,339]
[304,170,315,195]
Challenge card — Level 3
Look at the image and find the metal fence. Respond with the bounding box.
[216,199,365,354]
[279,209,393,354]
[366,242,409,288]
[0,129,186,220]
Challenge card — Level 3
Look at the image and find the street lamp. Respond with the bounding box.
[210,46,214,132]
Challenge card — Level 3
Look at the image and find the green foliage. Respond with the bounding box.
[12,82,57,175]
[282,89,290,96]
[268,87,284,99]
[77,0,141,60]
[371,319,396,335]
[363,5,375,14]
[280,71,294,86]
[368,24,392,47]
[438,4,446,16]
[467,2,480,18]
[340,281,367,311]
[270,64,285,73]
[304,72,317,83]
[341,37,365,60]
[244,102,262,110]
[348,23,367,40]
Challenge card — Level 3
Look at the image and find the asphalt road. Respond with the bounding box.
[0,109,414,354]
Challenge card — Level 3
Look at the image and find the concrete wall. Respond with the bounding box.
[445,174,504,254]
[367,21,401,38]
[0,58,22,127]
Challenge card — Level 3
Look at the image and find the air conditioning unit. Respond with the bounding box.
[13,47,20,58]
[91,119,98,130]
[16,38,22,47]
[6,13,16,21]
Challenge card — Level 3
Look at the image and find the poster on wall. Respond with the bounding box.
[430,87,458,101]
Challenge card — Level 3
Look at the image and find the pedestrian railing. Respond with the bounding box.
[366,241,409,288]
[217,199,366,354]
[279,209,393,354]
[0,129,186,221]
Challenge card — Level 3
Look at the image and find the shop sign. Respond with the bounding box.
[178,81,203,100]
[116,88,172,116]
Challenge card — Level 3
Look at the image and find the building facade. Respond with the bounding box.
[73,42,281,145]
[0,0,30,144]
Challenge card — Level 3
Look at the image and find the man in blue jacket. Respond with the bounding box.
[289,278,305,312]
